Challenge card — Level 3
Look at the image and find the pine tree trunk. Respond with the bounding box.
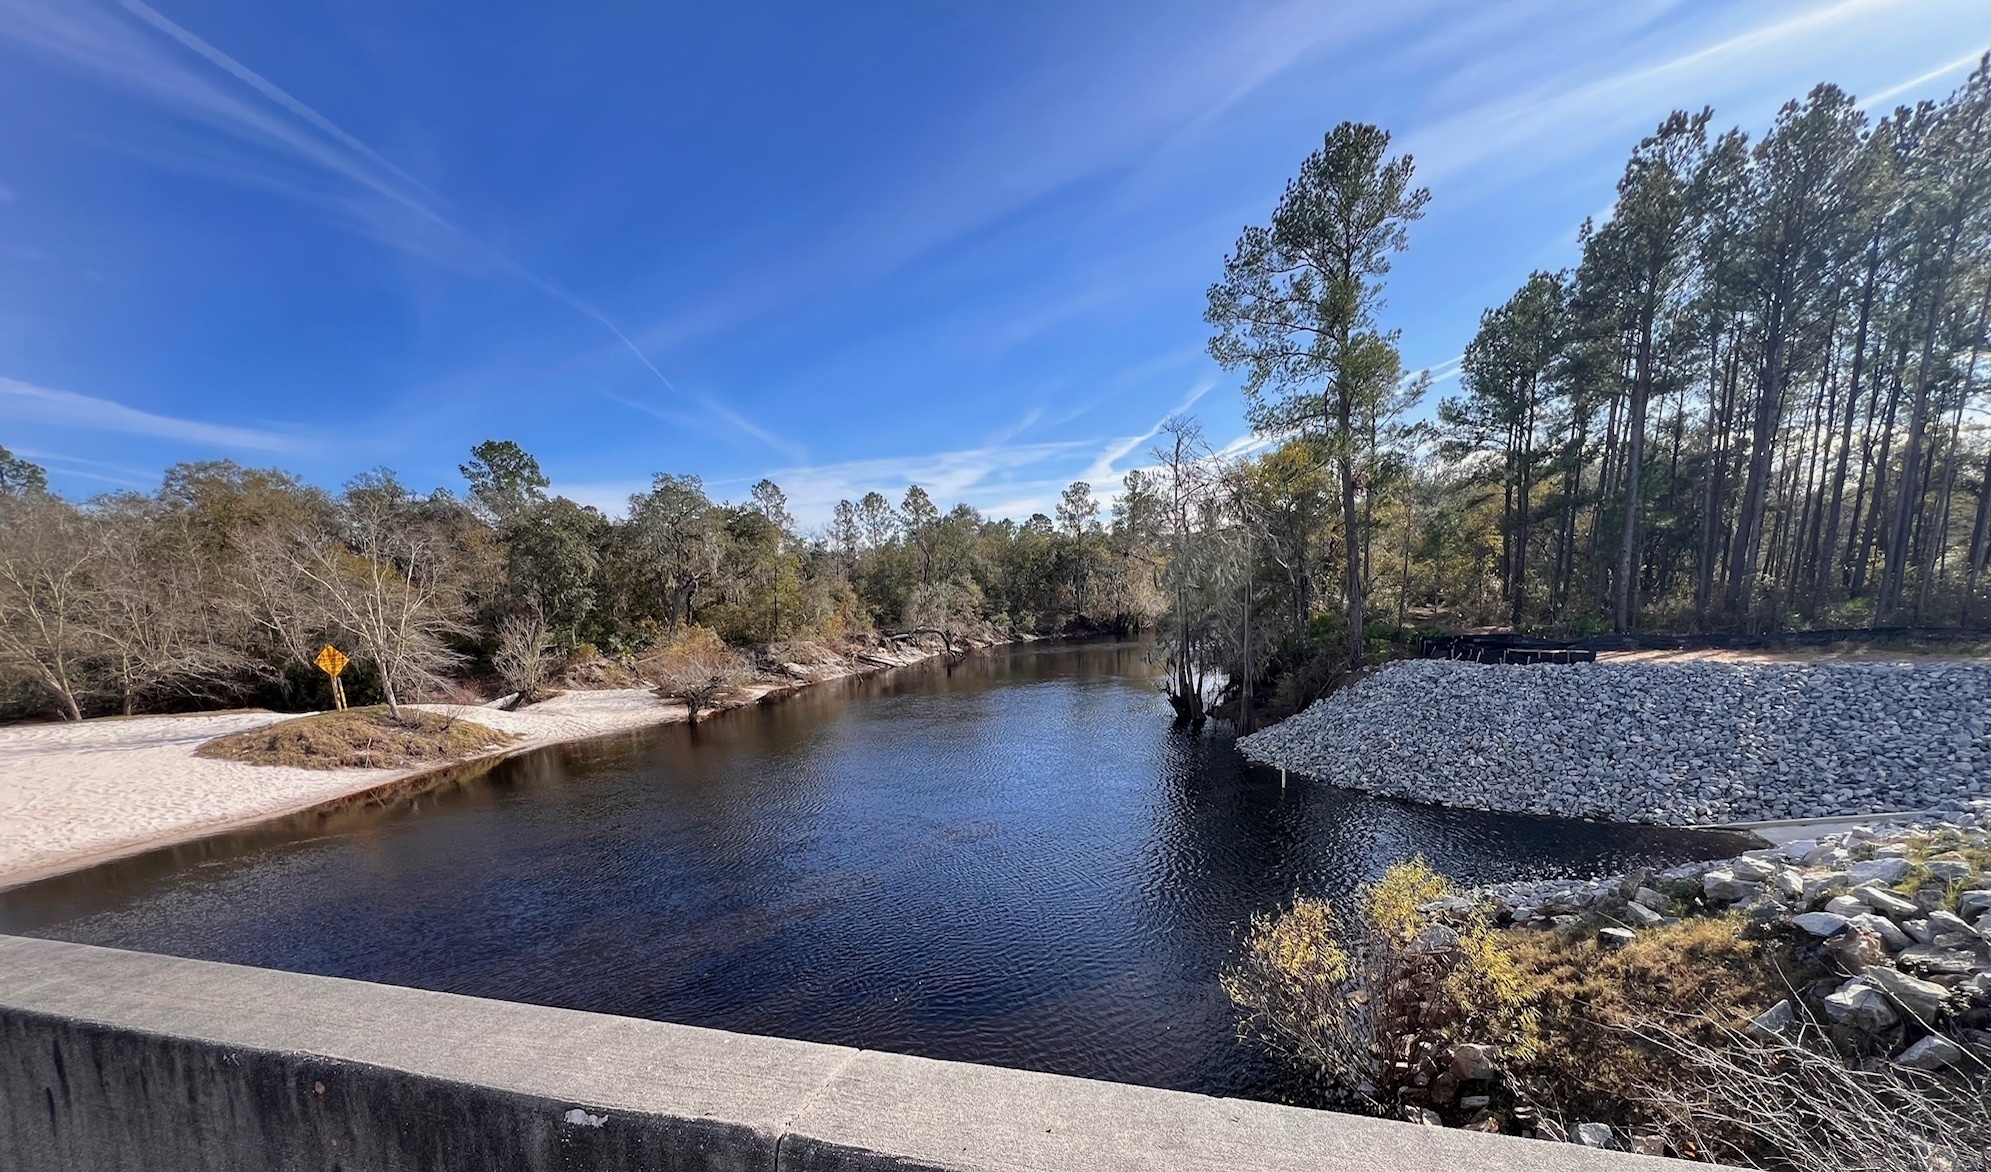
[1917,280,1990,622]
[1512,388,1535,626]
[1614,307,1655,633]
[1340,445,1364,665]
[1696,337,1738,621]
[1964,454,1991,626]
[1812,225,1882,616]
[1852,352,1909,597]
[1881,218,1966,617]
[1725,293,1791,624]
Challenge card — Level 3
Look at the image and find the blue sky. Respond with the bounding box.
[0,1,1985,524]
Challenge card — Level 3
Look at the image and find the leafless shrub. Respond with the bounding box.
[642,626,751,722]
[493,607,554,705]
[1628,1012,1991,1171]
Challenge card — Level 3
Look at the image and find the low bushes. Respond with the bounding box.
[639,626,753,722]
[1224,860,1538,1111]
[1225,860,1989,1166]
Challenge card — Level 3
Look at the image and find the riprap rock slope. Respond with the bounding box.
[1236,659,1991,825]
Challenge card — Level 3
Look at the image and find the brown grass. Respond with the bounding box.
[1504,916,1808,1137]
[195,707,515,770]
[1630,1012,1991,1172]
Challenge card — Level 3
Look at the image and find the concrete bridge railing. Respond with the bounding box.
[0,934,1683,1170]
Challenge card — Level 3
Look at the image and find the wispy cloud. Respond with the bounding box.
[1402,0,1916,196]
[1,376,295,450]
[603,391,804,461]
[1417,354,1464,386]
[10,447,156,487]
[0,0,701,416]
[698,395,806,463]
[1037,345,1208,432]
[987,407,1044,447]
[1079,379,1215,484]
[1861,47,1987,109]
[628,4,1435,358]
[0,0,447,243]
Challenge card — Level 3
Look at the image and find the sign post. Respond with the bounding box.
[315,645,351,711]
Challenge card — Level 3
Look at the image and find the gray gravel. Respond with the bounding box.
[1235,658,1991,825]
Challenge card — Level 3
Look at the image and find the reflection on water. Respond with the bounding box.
[0,640,1749,1098]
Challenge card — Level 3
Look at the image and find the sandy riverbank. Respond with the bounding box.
[0,639,966,890]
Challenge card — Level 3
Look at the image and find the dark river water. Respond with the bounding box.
[0,640,1749,1099]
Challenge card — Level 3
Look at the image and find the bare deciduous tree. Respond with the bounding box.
[294,473,469,718]
[0,493,101,720]
[1151,415,1217,724]
[230,518,331,681]
[90,496,247,714]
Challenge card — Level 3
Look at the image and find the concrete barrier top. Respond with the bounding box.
[0,933,1688,1171]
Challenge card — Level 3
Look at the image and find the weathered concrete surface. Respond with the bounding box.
[0,934,1692,1171]
[778,1047,1680,1172]
[0,934,850,1171]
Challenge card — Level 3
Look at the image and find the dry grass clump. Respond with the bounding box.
[1633,1016,1991,1172]
[1502,916,1799,1136]
[196,707,513,769]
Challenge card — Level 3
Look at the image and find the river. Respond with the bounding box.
[0,639,1749,1099]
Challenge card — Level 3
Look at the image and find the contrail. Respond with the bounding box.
[106,0,683,396]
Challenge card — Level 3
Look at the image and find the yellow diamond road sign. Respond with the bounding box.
[315,645,350,677]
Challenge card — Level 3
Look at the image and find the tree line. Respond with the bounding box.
[0,441,1163,721]
[6,60,1987,725]
[1441,61,1991,634]
[1144,63,1991,727]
